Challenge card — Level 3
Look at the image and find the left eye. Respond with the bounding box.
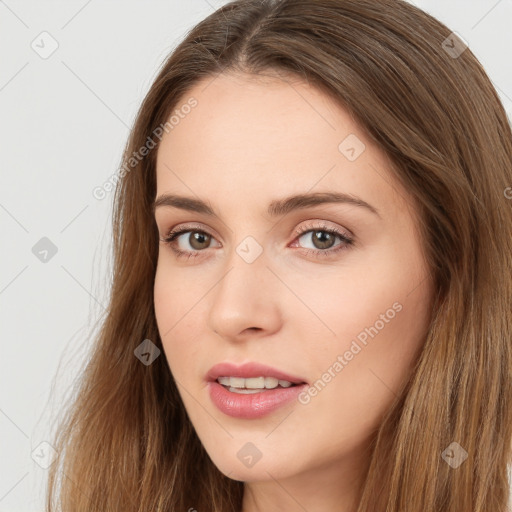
[294,228,347,251]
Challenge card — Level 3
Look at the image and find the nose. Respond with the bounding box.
[207,247,282,342]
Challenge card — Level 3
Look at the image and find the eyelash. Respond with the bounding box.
[159,222,354,261]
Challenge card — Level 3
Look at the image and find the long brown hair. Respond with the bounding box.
[46,0,512,510]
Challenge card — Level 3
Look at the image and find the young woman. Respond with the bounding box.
[46,0,512,510]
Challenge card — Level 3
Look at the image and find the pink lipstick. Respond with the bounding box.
[206,361,308,419]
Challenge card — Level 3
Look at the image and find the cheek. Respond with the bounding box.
[153,263,176,336]
[288,240,430,344]
[154,258,204,333]
[294,251,432,435]
[153,263,204,378]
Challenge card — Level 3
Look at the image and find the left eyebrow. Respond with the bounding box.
[152,191,381,219]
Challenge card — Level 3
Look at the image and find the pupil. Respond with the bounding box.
[313,231,334,250]
[190,232,209,249]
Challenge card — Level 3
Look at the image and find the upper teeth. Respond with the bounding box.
[217,376,294,389]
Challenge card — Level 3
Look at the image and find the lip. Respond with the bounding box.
[206,361,308,419]
[206,361,308,385]
[208,381,308,419]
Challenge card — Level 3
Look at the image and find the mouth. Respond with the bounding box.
[206,361,308,389]
[208,376,308,420]
[207,370,309,419]
[215,375,304,394]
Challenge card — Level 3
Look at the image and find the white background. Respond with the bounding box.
[1,1,511,510]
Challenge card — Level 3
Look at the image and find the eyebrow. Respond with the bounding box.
[152,191,381,219]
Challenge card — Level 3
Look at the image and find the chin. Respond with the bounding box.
[212,451,295,483]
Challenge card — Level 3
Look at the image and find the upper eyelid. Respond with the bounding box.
[163,220,352,244]
[165,223,220,241]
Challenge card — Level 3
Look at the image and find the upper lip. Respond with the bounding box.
[207,361,308,385]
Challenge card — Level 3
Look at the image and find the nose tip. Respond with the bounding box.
[207,262,282,342]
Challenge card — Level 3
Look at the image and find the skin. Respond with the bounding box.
[153,71,434,512]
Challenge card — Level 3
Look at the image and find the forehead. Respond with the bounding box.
[154,72,411,220]
[160,71,353,154]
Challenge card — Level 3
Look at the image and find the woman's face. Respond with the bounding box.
[153,72,433,498]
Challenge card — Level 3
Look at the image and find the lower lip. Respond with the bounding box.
[208,381,308,419]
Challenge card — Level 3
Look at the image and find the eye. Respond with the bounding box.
[159,221,354,260]
[159,223,220,260]
[290,221,354,258]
